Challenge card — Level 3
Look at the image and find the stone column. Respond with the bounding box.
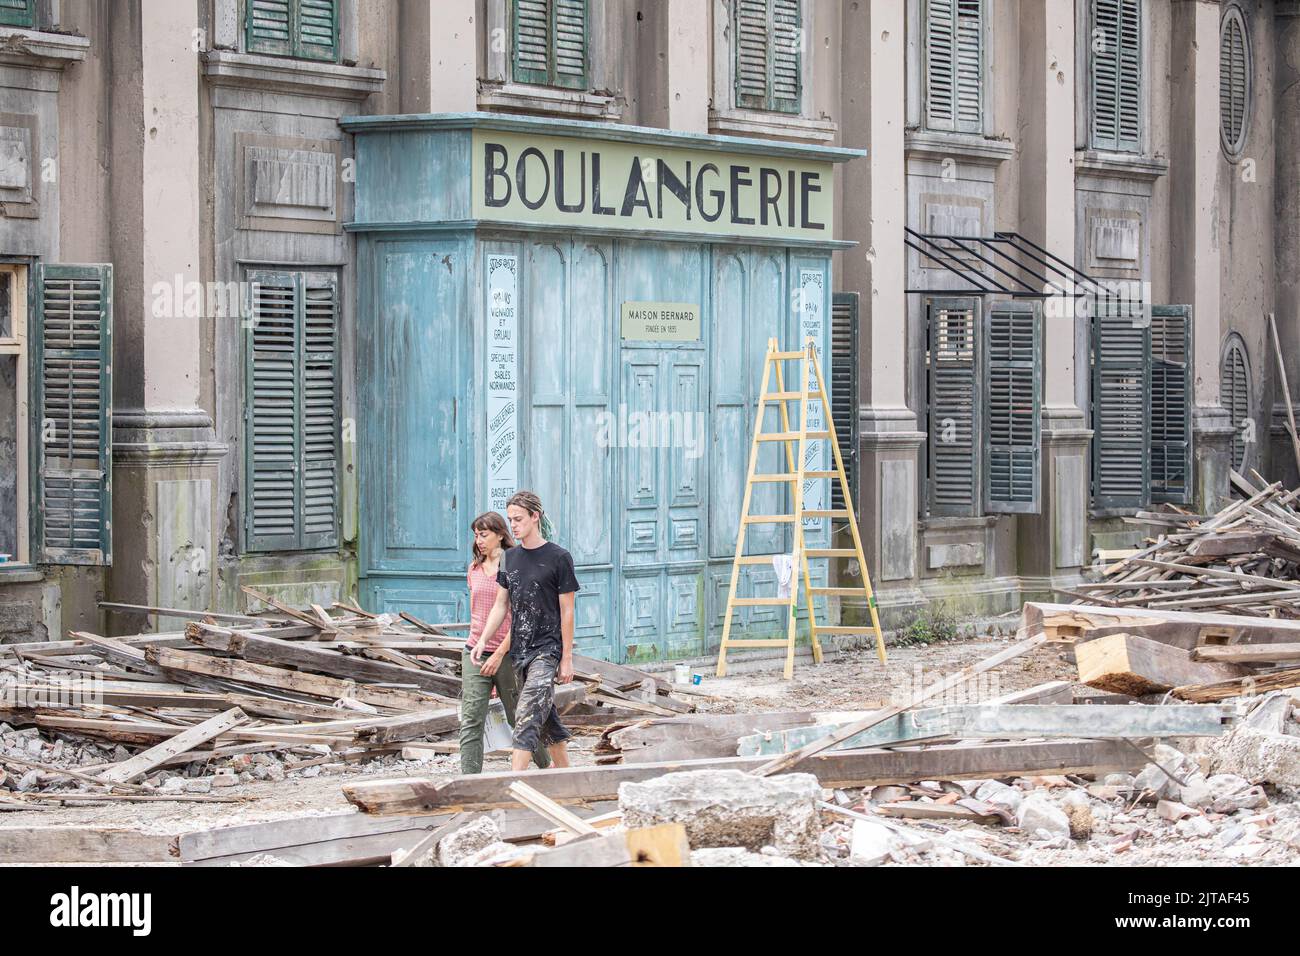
[840,0,923,597]
[1170,0,1233,514]
[1273,3,1300,487]
[399,0,477,113]
[108,1,225,634]
[1016,0,1089,588]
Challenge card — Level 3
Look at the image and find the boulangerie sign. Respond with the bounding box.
[486,254,519,513]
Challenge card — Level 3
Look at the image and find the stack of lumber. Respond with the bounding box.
[0,588,691,805]
[1068,473,1300,617]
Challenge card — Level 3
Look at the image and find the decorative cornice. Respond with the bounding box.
[202,51,385,100]
[112,408,228,467]
[0,28,88,70]
[709,108,838,145]
[905,129,1017,167]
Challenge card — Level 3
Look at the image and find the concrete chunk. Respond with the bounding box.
[437,816,502,868]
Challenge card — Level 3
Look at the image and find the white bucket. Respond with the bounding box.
[483,700,514,753]
[674,663,691,684]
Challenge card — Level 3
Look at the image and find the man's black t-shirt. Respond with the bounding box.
[497,541,581,668]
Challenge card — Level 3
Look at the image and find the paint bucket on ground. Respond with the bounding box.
[484,700,514,753]
[674,663,691,684]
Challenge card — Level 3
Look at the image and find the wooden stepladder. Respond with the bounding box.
[715,338,887,680]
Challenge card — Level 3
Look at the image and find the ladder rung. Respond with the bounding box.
[803,510,850,518]
[720,640,794,648]
[816,626,879,634]
[769,351,808,360]
[756,431,833,442]
[730,598,792,607]
[804,471,838,478]
[805,549,857,557]
[735,555,779,565]
[742,515,796,524]
[750,474,798,482]
[810,587,866,596]
[762,391,819,400]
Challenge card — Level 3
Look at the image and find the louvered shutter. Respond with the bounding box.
[513,0,588,91]
[1150,305,1193,505]
[1090,296,1150,510]
[1090,0,1141,152]
[300,274,339,549]
[925,0,983,133]
[247,0,338,62]
[1219,8,1250,156]
[830,293,859,513]
[734,0,802,114]
[927,298,979,517]
[1220,336,1251,473]
[246,272,300,551]
[0,0,34,28]
[33,264,113,565]
[984,302,1040,514]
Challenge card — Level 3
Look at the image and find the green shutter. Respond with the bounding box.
[247,0,338,62]
[1091,295,1150,511]
[984,302,1041,514]
[927,297,979,517]
[734,0,802,114]
[1150,305,1193,505]
[513,0,588,90]
[1220,335,1251,473]
[32,264,113,566]
[0,0,34,29]
[1090,0,1141,152]
[925,0,983,133]
[245,271,339,553]
[830,292,859,513]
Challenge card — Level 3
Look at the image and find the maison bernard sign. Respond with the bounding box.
[472,129,835,241]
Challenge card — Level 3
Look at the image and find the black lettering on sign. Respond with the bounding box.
[484,142,511,207]
[516,147,550,211]
[592,153,615,216]
[621,157,653,217]
[695,163,723,223]
[554,150,587,213]
[656,158,692,221]
[800,171,825,230]
[759,168,782,226]
[730,165,755,226]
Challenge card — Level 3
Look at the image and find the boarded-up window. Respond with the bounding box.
[33,264,113,565]
[1150,305,1193,504]
[925,0,984,133]
[1220,334,1251,474]
[1219,6,1251,157]
[244,270,340,552]
[734,0,802,114]
[246,0,340,63]
[1089,0,1142,152]
[830,292,859,513]
[984,302,1041,514]
[513,0,589,91]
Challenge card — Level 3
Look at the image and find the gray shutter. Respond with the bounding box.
[1219,9,1249,155]
[984,302,1041,514]
[926,0,982,133]
[33,263,113,565]
[0,0,34,28]
[300,273,340,549]
[296,0,339,62]
[735,0,801,114]
[246,272,301,551]
[770,0,802,114]
[927,297,979,517]
[247,0,293,57]
[514,0,588,90]
[735,0,772,110]
[1091,296,1150,511]
[1090,0,1141,152]
[830,292,859,513]
[1150,305,1193,504]
[1220,336,1250,473]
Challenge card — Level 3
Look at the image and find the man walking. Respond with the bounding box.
[477,490,579,771]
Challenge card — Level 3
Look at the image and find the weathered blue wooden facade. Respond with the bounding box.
[342,113,860,664]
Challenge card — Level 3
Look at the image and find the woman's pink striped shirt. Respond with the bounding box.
[467,561,510,653]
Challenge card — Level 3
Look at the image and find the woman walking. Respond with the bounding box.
[459,511,550,774]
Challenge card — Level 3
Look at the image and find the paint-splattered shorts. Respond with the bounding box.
[511,653,572,753]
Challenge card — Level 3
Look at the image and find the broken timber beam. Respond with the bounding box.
[97,708,250,784]
[1075,632,1248,696]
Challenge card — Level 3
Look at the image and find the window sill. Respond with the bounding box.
[708,109,837,144]
[202,50,386,101]
[477,82,623,121]
[0,27,89,69]
[918,515,998,532]
[905,129,1016,167]
[1075,150,1169,182]
[0,564,44,584]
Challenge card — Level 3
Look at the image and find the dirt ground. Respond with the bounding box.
[3,634,1298,867]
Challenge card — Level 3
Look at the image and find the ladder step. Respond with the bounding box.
[730,598,792,607]
[769,351,808,360]
[720,640,794,648]
[804,471,838,478]
[803,510,850,518]
[735,555,780,565]
[805,549,857,557]
[816,626,879,634]
[757,431,833,442]
[742,515,796,524]
[762,391,819,400]
[750,474,798,483]
[810,587,867,596]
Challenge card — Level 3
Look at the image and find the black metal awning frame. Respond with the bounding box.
[903,228,1111,301]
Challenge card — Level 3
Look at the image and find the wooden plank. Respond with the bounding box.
[1022,602,1300,648]
[342,739,1146,814]
[1172,666,1300,703]
[1075,633,1248,696]
[752,632,1049,777]
[877,802,1002,825]
[0,827,178,863]
[508,781,599,836]
[390,812,473,867]
[521,823,690,867]
[1193,643,1300,664]
[99,708,249,784]
[68,631,166,677]
[983,680,1074,706]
